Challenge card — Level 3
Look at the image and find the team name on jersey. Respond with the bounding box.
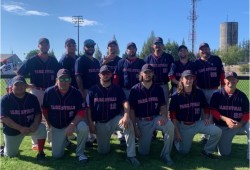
[94,97,117,102]
[123,68,141,72]
[10,108,34,115]
[88,68,99,73]
[219,105,242,111]
[138,97,158,104]
[179,102,200,109]
[51,105,76,110]
[150,64,168,67]
[197,67,217,73]
[34,69,55,74]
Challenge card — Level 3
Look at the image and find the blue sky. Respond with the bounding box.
[1,0,249,61]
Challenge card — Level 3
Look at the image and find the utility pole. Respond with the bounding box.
[188,0,198,54]
[72,16,83,56]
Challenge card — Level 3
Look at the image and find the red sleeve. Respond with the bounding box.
[169,111,176,120]
[204,107,210,115]
[113,74,119,85]
[220,72,225,86]
[169,75,175,80]
[241,112,250,122]
[210,108,221,120]
[77,109,86,118]
[42,108,48,115]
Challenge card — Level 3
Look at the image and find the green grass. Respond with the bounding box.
[0,133,249,170]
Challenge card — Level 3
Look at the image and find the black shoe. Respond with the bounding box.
[0,145,4,157]
[127,157,141,166]
[200,138,208,146]
[66,141,76,150]
[37,151,46,161]
[119,140,126,147]
[162,155,174,166]
[201,150,218,159]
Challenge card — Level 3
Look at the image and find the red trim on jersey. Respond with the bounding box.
[77,109,85,117]
[169,75,175,80]
[210,108,221,120]
[42,108,49,115]
[169,111,176,120]
[204,107,210,114]
[242,113,249,122]
[220,73,225,86]
[113,74,119,85]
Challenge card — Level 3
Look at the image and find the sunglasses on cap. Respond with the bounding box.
[59,77,71,82]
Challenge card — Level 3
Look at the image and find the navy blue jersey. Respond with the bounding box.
[114,58,145,89]
[1,92,41,136]
[129,83,166,118]
[42,86,84,129]
[86,84,126,121]
[59,54,79,88]
[145,52,174,84]
[194,55,224,89]
[210,88,249,127]
[168,60,195,87]
[75,55,100,89]
[17,55,60,89]
[99,56,122,73]
[169,89,208,122]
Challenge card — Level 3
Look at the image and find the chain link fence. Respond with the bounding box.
[1,75,249,99]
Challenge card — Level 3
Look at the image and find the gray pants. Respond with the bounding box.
[95,115,136,157]
[137,115,174,159]
[176,120,222,154]
[4,123,46,157]
[160,84,169,111]
[51,121,88,158]
[217,122,249,159]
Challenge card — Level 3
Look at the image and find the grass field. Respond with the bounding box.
[0,133,249,170]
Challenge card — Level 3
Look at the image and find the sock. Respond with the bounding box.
[37,139,46,153]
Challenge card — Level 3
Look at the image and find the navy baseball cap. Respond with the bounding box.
[38,38,49,44]
[12,75,27,85]
[178,45,188,51]
[141,64,154,72]
[153,37,163,44]
[65,38,76,45]
[225,71,238,79]
[100,65,111,73]
[199,42,210,49]
[127,42,137,49]
[181,70,194,77]
[84,39,96,46]
[107,40,118,47]
[57,69,71,78]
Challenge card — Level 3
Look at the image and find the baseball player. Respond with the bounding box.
[194,42,225,144]
[42,69,89,162]
[100,40,121,73]
[129,64,175,166]
[169,70,222,158]
[168,45,195,94]
[17,37,60,148]
[0,75,46,161]
[86,65,140,166]
[59,38,79,88]
[209,71,249,160]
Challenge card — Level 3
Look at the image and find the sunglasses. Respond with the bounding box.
[59,77,71,82]
[154,42,163,46]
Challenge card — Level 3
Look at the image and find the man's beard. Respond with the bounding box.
[85,50,94,56]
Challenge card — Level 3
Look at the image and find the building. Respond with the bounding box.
[0,54,23,75]
[220,22,238,50]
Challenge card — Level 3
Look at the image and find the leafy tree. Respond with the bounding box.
[94,44,102,61]
[218,45,243,66]
[139,31,155,59]
[239,64,250,73]
[112,35,120,56]
[165,39,179,60]
[25,49,56,60]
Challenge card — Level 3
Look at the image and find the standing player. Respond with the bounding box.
[59,38,79,88]
[100,40,121,73]
[129,64,175,166]
[0,75,46,160]
[42,69,89,162]
[144,37,174,109]
[169,70,222,158]
[168,45,195,94]
[209,71,249,160]
[86,65,140,166]
[194,42,225,144]
[17,37,60,148]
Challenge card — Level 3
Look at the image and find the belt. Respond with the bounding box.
[138,116,154,121]
[181,121,195,125]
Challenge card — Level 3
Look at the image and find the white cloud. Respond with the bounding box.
[58,16,98,26]
[2,3,49,16]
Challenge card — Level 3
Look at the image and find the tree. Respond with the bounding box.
[165,39,179,60]
[94,44,102,61]
[139,31,155,59]
[218,45,243,66]
[112,35,120,56]
[25,49,56,60]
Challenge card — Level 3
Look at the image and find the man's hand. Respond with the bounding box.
[224,117,237,128]
[134,126,141,138]
[158,116,167,126]
[20,127,31,135]
[203,118,212,126]
[174,128,182,142]
[65,123,75,137]
[89,123,96,134]
[30,123,39,133]
[119,115,130,128]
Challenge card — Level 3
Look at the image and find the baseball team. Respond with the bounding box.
[0,37,249,167]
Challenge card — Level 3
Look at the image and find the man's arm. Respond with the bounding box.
[30,113,42,132]
[2,117,31,135]
[76,75,87,99]
[119,101,130,128]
